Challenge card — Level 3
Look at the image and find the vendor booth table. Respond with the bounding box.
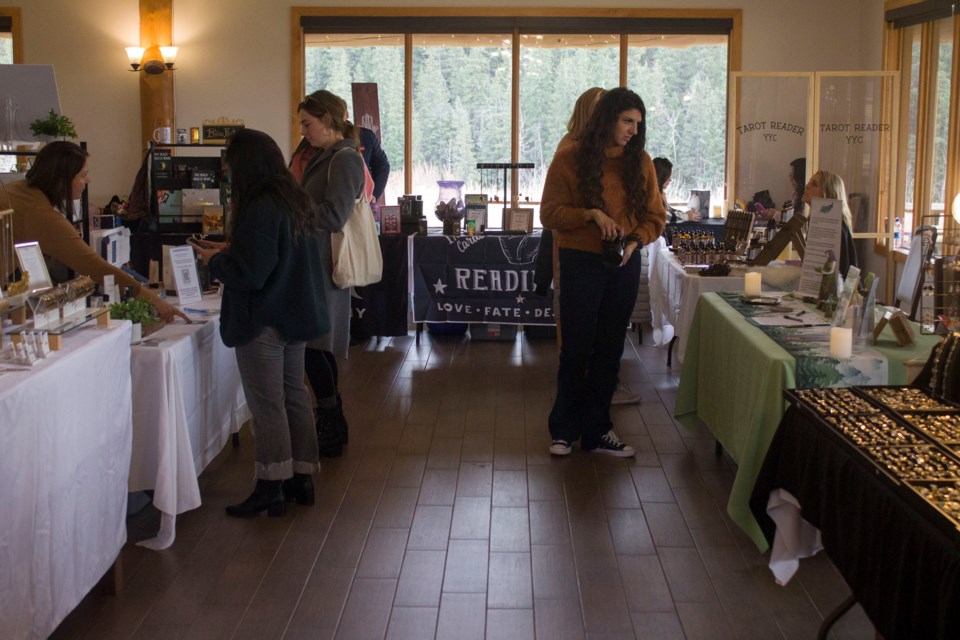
[649,247,801,365]
[410,232,554,338]
[0,322,133,640]
[750,401,960,639]
[674,292,940,551]
[128,295,249,550]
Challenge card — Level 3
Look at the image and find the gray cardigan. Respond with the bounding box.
[299,138,366,357]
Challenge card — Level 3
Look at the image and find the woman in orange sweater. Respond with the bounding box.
[540,88,666,457]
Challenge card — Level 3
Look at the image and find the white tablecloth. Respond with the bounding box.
[649,248,744,364]
[0,322,133,640]
[649,248,802,365]
[128,296,249,550]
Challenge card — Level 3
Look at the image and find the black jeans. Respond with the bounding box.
[549,247,641,449]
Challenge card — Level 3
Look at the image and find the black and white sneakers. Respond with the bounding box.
[548,432,635,457]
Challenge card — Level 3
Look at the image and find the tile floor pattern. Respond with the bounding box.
[53,329,877,639]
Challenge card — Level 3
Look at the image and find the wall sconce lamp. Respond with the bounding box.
[125,46,178,73]
[952,192,960,225]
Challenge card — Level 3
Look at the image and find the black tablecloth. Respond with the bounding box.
[750,405,960,639]
[350,234,409,337]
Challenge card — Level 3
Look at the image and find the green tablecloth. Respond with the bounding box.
[674,292,942,551]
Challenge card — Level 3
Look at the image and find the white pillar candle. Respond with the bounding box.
[830,327,853,359]
[744,272,762,297]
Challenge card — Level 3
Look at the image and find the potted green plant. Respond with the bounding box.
[29,108,78,140]
[110,298,159,344]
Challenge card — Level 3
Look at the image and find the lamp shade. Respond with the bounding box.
[159,46,178,65]
[125,47,144,69]
[953,192,960,224]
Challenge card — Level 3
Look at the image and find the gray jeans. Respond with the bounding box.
[235,326,319,480]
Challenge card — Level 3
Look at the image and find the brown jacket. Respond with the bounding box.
[540,144,665,254]
[4,180,143,295]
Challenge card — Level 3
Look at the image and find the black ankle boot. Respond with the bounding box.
[336,394,349,445]
[316,407,343,457]
[225,479,286,518]
[282,473,315,506]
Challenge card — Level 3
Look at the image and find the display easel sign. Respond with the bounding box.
[167,245,203,305]
[797,198,843,298]
[14,241,53,292]
[504,207,534,233]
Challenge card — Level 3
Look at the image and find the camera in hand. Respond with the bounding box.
[601,236,624,268]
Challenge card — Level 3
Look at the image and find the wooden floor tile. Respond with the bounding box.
[52,332,874,640]
[435,593,486,640]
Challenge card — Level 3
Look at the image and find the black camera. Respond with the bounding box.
[601,237,624,268]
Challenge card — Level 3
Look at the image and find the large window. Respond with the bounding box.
[629,35,728,212]
[294,10,740,228]
[0,9,20,65]
[885,2,960,256]
[304,33,405,205]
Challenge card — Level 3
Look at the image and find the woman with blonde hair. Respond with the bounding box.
[802,169,858,278]
[296,90,367,456]
[556,87,606,153]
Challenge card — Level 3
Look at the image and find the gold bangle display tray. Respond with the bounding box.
[858,386,960,413]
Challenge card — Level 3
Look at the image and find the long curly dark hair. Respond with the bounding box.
[577,88,648,224]
[225,129,316,239]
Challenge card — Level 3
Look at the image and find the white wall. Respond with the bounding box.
[17,0,885,207]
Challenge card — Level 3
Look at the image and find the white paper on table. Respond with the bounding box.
[168,245,203,305]
[752,315,830,327]
[797,198,843,299]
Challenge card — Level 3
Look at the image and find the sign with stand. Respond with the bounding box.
[14,241,52,291]
[167,245,203,306]
[797,198,843,298]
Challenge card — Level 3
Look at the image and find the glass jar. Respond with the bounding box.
[435,180,466,226]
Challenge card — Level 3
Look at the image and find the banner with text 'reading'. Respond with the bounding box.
[411,234,554,325]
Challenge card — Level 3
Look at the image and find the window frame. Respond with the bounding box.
[882,2,960,263]
[290,7,742,203]
[0,7,23,64]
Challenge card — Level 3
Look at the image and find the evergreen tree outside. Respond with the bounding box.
[305,34,729,226]
[0,35,11,64]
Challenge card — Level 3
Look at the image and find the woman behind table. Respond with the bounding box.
[653,157,685,224]
[756,157,805,223]
[296,90,366,457]
[3,141,185,323]
[540,87,666,457]
[802,169,859,279]
[193,129,329,517]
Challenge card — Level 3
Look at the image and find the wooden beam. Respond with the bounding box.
[138,0,174,150]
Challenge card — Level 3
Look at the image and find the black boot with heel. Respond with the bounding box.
[282,473,315,506]
[225,479,286,518]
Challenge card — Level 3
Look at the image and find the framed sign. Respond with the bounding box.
[380,205,401,235]
[14,241,53,291]
[201,118,245,144]
[504,207,534,233]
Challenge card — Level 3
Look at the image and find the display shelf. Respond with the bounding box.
[11,306,108,336]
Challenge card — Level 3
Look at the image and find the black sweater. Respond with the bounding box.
[210,194,330,347]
